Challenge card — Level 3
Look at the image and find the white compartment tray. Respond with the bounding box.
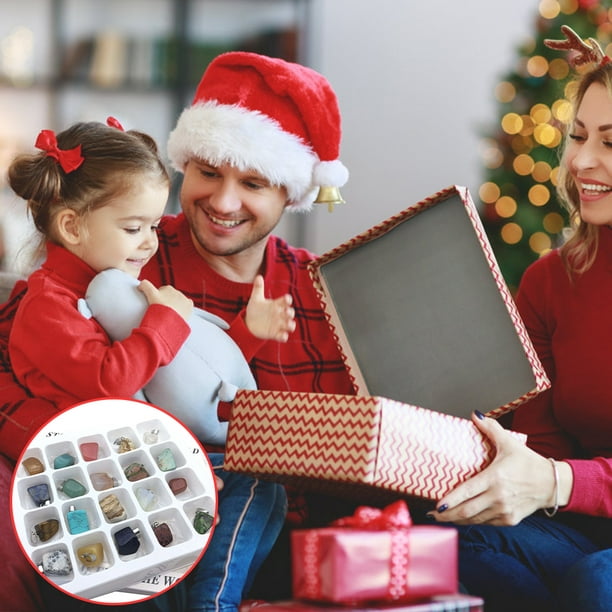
[11,398,216,601]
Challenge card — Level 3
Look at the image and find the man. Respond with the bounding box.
[0,52,354,610]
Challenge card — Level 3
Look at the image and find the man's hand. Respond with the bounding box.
[246,275,296,342]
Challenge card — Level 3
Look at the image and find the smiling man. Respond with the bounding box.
[143,51,355,399]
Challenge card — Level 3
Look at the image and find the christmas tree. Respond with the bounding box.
[479,0,612,292]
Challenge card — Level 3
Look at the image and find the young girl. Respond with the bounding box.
[7,118,292,610]
[8,119,295,409]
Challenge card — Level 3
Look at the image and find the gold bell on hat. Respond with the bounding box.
[314,185,345,213]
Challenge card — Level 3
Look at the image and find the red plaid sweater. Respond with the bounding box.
[0,213,355,465]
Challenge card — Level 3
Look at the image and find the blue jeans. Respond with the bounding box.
[36,454,287,612]
[455,514,600,612]
[557,549,612,612]
[185,453,288,612]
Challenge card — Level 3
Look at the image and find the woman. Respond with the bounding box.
[428,26,612,612]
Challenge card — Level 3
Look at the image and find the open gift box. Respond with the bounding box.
[224,186,549,501]
[307,185,548,418]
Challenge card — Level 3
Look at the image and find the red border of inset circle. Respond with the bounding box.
[10,396,217,606]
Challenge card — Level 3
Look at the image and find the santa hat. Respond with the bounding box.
[167,51,348,212]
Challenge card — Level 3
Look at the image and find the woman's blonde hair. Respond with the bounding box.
[557,64,612,276]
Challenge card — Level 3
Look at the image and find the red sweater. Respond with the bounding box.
[9,242,190,411]
[513,225,612,517]
[0,214,354,460]
[144,214,355,397]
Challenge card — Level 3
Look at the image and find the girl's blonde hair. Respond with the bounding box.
[557,64,612,276]
[8,121,170,245]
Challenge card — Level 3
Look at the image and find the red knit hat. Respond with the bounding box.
[167,51,348,212]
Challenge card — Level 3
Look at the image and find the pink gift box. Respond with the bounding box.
[291,524,457,604]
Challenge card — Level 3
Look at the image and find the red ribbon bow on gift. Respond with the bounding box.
[35,130,84,173]
[302,500,414,602]
[331,499,413,530]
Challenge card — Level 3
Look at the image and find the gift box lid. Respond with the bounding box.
[308,185,549,419]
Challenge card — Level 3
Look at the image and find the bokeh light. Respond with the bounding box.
[495,81,516,103]
[480,138,504,169]
[479,182,501,204]
[549,58,570,80]
[531,103,552,124]
[502,113,523,135]
[532,161,552,182]
[528,184,551,206]
[495,196,518,218]
[543,212,565,233]
[527,55,549,78]
[529,231,552,254]
[552,98,572,123]
[501,223,523,244]
[513,153,535,175]
[534,123,559,147]
[539,0,561,20]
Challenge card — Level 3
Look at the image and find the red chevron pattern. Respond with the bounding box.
[224,389,526,502]
[307,185,550,420]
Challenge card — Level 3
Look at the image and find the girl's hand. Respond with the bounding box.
[427,412,566,526]
[138,279,193,322]
[246,275,296,342]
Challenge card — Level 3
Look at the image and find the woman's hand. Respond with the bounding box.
[427,412,570,526]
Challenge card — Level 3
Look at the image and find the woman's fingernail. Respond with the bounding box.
[436,503,448,513]
[425,512,435,520]
[474,410,485,420]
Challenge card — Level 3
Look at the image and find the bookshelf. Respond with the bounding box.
[0,0,309,270]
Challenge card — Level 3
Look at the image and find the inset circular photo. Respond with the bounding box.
[11,397,217,604]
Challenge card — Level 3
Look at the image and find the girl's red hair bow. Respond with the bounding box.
[106,116,125,131]
[35,130,84,173]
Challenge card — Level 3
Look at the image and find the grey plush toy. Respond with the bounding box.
[78,268,257,445]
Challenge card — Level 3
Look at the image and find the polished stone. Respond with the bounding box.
[169,477,187,496]
[39,549,72,576]
[135,486,158,511]
[32,518,59,543]
[67,506,90,535]
[114,526,140,555]
[77,542,104,567]
[124,462,149,482]
[99,493,126,522]
[193,508,214,534]
[156,448,176,472]
[53,453,76,469]
[90,472,117,491]
[22,457,44,475]
[59,478,87,498]
[79,442,99,461]
[152,522,173,547]
[27,483,51,506]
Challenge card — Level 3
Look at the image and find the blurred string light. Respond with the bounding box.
[0,27,34,86]
[478,0,612,290]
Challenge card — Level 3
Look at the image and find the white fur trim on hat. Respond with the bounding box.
[167,101,321,211]
[313,160,349,188]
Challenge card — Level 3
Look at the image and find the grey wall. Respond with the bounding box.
[294,0,539,255]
